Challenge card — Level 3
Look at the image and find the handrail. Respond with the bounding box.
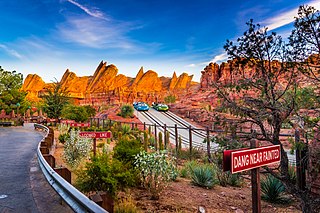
[34,123,107,213]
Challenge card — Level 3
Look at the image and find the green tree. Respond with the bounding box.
[42,80,69,119]
[289,5,320,81]
[61,104,96,122]
[214,19,299,209]
[0,67,26,114]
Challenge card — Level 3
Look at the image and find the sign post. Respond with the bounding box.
[223,144,281,213]
[250,139,261,213]
[79,131,112,156]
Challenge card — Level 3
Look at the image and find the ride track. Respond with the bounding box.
[136,108,218,152]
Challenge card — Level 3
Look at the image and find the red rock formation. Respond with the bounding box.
[60,69,89,98]
[22,61,197,104]
[21,74,46,102]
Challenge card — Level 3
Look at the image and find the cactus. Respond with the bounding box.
[158,132,163,150]
[118,132,122,140]
[178,135,182,154]
[165,130,170,149]
[144,131,148,151]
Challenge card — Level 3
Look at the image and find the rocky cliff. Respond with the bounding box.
[22,61,196,104]
[21,74,46,102]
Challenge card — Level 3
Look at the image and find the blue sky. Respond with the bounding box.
[0,0,319,82]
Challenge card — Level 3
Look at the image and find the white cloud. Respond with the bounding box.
[262,0,320,31]
[56,16,140,49]
[66,0,109,21]
[0,44,23,59]
[209,53,228,63]
[185,63,196,67]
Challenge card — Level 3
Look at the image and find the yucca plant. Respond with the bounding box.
[261,175,289,203]
[189,163,217,189]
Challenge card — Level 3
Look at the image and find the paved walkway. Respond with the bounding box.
[0,124,73,213]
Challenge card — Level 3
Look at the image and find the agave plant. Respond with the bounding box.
[261,175,290,203]
[189,163,217,189]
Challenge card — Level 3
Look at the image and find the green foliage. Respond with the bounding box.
[189,163,218,189]
[289,5,320,75]
[158,132,163,150]
[143,131,148,151]
[134,151,178,199]
[261,175,289,204]
[119,105,134,118]
[58,133,70,144]
[164,95,176,104]
[43,80,69,119]
[75,153,137,197]
[113,138,143,166]
[61,104,95,122]
[63,129,92,169]
[0,67,26,114]
[177,147,203,160]
[165,130,170,149]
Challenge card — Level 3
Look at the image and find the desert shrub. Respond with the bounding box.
[164,95,176,104]
[119,105,134,118]
[261,175,289,204]
[288,165,297,184]
[58,132,70,144]
[134,151,178,199]
[179,167,189,178]
[114,195,141,213]
[189,163,218,189]
[113,138,143,166]
[63,129,92,169]
[227,173,244,187]
[75,153,137,197]
[177,147,204,160]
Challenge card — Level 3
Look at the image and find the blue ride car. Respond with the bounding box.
[133,102,149,111]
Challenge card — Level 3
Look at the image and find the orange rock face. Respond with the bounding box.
[22,61,196,104]
[21,74,46,102]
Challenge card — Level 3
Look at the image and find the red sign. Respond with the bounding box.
[70,123,90,127]
[226,145,281,174]
[79,131,112,139]
[61,120,75,124]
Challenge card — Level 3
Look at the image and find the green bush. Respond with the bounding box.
[75,153,137,197]
[134,151,178,199]
[261,175,289,204]
[58,133,70,144]
[189,163,218,189]
[61,104,94,122]
[177,147,204,160]
[119,105,134,118]
[113,138,143,166]
[164,95,176,104]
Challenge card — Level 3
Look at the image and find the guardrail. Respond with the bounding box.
[34,123,108,213]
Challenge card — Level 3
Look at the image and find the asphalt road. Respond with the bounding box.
[0,124,73,213]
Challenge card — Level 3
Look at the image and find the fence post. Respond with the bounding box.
[97,118,100,128]
[295,128,306,190]
[164,124,167,149]
[189,125,192,160]
[131,122,134,130]
[143,122,146,131]
[175,124,178,154]
[206,127,212,163]
[154,123,157,151]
